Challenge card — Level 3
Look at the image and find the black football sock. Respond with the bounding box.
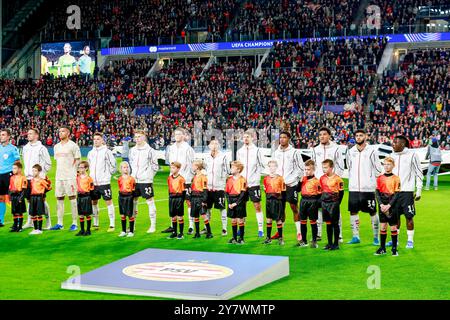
[121,217,126,232]
[195,219,200,234]
[311,221,318,241]
[18,216,23,229]
[392,232,398,251]
[232,223,238,239]
[266,223,272,238]
[38,217,43,230]
[326,223,333,246]
[13,217,18,229]
[79,217,85,232]
[239,224,245,240]
[333,223,340,246]
[130,218,135,233]
[179,219,184,234]
[380,232,387,249]
[205,220,211,233]
[33,218,38,230]
[86,217,91,232]
[277,223,283,238]
[172,220,177,233]
[300,221,307,243]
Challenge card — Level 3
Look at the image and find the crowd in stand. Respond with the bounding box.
[1,40,449,150]
[231,0,360,40]
[364,0,449,30]
[39,0,450,46]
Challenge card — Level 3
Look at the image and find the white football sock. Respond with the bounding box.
[407,229,414,242]
[221,209,227,230]
[107,204,115,227]
[256,211,264,232]
[57,200,64,226]
[295,221,301,234]
[317,210,323,237]
[350,214,360,237]
[188,208,193,229]
[147,199,156,228]
[92,204,99,226]
[70,199,78,225]
[371,214,380,239]
[339,213,343,239]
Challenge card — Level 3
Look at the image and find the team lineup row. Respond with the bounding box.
[0,126,423,255]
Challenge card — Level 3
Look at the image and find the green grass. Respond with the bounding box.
[1,159,449,300]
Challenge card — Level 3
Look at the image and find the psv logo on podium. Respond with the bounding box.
[123,262,234,282]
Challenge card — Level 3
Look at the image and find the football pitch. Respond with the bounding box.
[1,159,449,300]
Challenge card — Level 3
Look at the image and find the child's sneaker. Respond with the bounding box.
[118,231,127,237]
[29,229,40,235]
[278,238,285,246]
[221,229,227,236]
[323,244,332,250]
[374,247,387,255]
[167,232,177,239]
[177,233,184,240]
[205,233,213,239]
[193,233,201,239]
[187,227,194,235]
[84,230,91,236]
[297,240,308,247]
[310,241,318,248]
[237,237,245,245]
[330,244,340,250]
[392,248,399,256]
[75,231,85,236]
[126,232,134,238]
[262,237,272,244]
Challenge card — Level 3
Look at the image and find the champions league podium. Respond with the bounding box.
[61,248,289,300]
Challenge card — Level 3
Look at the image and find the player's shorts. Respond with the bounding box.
[133,183,154,199]
[169,196,185,217]
[91,184,113,201]
[119,193,134,217]
[55,179,77,198]
[379,208,398,226]
[227,203,247,219]
[300,196,321,221]
[266,197,284,221]
[0,172,12,196]
[190,196,206,218]
[246,186,262,203]
[348,192,377,214]
[393,192,416,219]
[29,195,45,216]
[206,190,226,210]
[321,201,340,223]
[10,193,26,214]
[183,183,192,201]
[77,194,93,216]
[282,185,299,205]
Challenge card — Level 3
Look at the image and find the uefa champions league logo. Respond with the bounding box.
[149,46,157,53]
[123,261,234,282]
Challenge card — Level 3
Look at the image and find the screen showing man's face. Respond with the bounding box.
[64,44,71,54]
[84,46,90,55]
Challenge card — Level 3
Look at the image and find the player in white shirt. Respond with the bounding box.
[50,127,81,231]
[205,139,230,236]
[236,129,265,237]
[389,135,423,249]
[22,128,52,230]
[346,129,383,245]
[129,130,159,233]
[87,133,117,232]
[163,128,195,234]
[311,127,345,242]
[272,131,305,245]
